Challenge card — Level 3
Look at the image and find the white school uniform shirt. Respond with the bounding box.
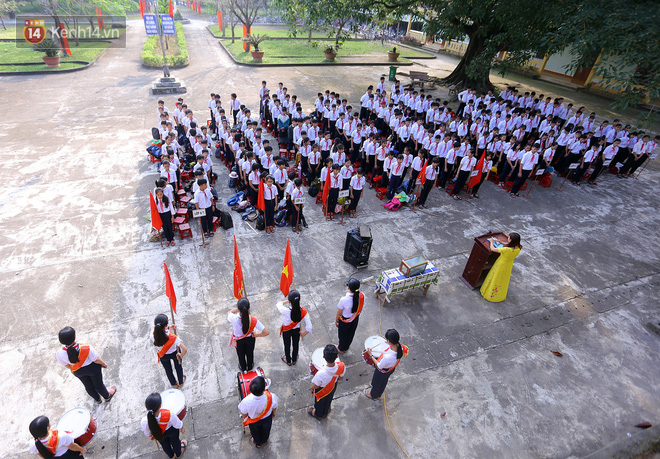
[446,148,460,164]
[412,156,424,171]
[263,184,277,201]
[350,175,366,190]
[458,156,477,172]
[260,154,274,169]
[29,432,77,456]
[340,165,354,180]
[285,180,295,197]
[227,312,265,338]
[424,165,438,181]
[155,197,175,215]
[161,169,177,183]
[309,150,321,165]
[543,148,556,163]
[402,154,413,168]
[248,171,261,186]
[583,148,599,163]
[273,168,287,185]
[319,138,333,151]
[331,151,346,165]
[520,152,539,170]
[276,301,313,331]
[56,344,99,368]
[633,140,651,154]
[238,391,279,419]
[312,363,346,388]
[141,409,183,437]
[329,172,342,188]
[320,167,330,182]
[602,145,618,160]
[194,189,213,209]
[230,99,241,111]
[150,330,181,355]
[155,184,175,204]
[376,347,399,371]
[383,157,394,171]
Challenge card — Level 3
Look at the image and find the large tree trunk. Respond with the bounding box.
[442,32,494,92]
[0,15,7,30]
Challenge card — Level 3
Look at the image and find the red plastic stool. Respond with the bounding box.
[376,187,388,200]
[178,223,193,240]
[176,207,189,222]
[212,216,220,231]
[316,194,323,204]
[179,196,191,206]
[173,216,186,229]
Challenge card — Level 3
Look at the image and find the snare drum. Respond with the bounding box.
[362,335,389,367]
[309,347,340,375]
[160,388,187,421]
[56,408,97,447]
[237,367,265,400]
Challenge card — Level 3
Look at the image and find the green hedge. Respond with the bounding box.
[142,22,188,66]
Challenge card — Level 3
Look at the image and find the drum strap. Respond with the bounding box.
[157,334,178,362]
[339,293,364,323]
[229,316,258,348]
[44,430,59,453]
[314,363,345,401]
[280,308,307,334]
[377,345,409,373]
[243,391,273,426]
[158,409,172,434]
[66,345,90,373]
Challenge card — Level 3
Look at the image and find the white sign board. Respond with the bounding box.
[338,190,350,198]
[294,198,305,205]
[470,170,479,177]
[535,168,545,175]
[569,163,580,170]
[192,209,206,218]
[603,160,612,166]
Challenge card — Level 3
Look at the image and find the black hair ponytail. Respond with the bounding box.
[30,416,54,459]
[385,329,403,359]
[145,393,164,441]
[153,314,169,347]
[58,327,79,363]
[347,278,361,313]
[288,290,301,323]
[237,298,251,334]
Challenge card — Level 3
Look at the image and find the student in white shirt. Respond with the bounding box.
[228,299,269,372]
[29,415,87,457]
[363,328,408,400]
[572,144,599,186]
[408,148,426,193]
[388,154,405,199]
[193,179,215,238]
[309,344,346,420]
[154,188,176,246]
[452,149,477,199]
[238,376,278,447]
[348,168,366,216]
[290,178,306,232]
[141,392,186,458]
[263,175,279,233]
[417,156,440,208]
[57,326,116,404]
[152,314,187,388]
[510,145,539,196]
[277,290,312,364]
[335,278,365,352]
[470,152,493,199]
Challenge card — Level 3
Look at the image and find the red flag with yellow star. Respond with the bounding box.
[280,239,293,297]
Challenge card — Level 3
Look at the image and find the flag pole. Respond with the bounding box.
[169,297,176,326]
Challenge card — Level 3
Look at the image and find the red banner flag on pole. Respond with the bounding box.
[217,11,222,31]
[149,191,163,230]
[140,0,145,17]
[280,239,294,297]
[468,151,485,189]
[322,168,331,204]
[168,0,174,18]
[233,236,245,299]
[99,9,105,29]
[96,8,102,30]
[419,159,429,186]
[60,25,72,56]
[243,24,248,51]
[163,263,177,314]
[257,179,265,211]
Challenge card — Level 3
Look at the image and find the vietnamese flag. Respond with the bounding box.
[419,159,429,186]
[233,236,245,299]
[168,0,174,18]
[257,179,265,211]
[468,151,485,188]
[280,239,294,297]
[164,262,177,314]
[150,191,163,230]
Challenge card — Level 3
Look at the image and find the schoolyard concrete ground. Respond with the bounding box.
[1,18,659,459]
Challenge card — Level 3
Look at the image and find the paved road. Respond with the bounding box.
[1,19,659,459]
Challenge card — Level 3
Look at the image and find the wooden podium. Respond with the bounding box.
[461,232,508,289]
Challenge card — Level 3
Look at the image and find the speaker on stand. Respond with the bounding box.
[344,225,372,269]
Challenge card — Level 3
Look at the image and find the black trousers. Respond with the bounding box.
[313,385,337,419]
[265,199,275,227]
[73,362,109,402]
[348,189,362,211]
[572,162,590,183]
[337,316,359,352]
[282,328,300,364]
[388,175,403,199]
[327,188,339,214]
[248,413,273,447]
[510,169,531,194]
[200,206,213,234]
[160,351,184,386]
[370,367,395,398]
[498,162,513,184]
[452,170,470,196]
[160,211,174,242]
[408,169,420,193]
[159,426,181,458]
[418,180,434,206]
[438,164,454,188]
[629,154,648,174]
[236,336,256,372]
[232,109,240,126]
[589,157,604,183]
[471,174,487,195]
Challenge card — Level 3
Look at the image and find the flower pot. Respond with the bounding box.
[324,51,337,62]
[388,51,400,62]
[251,51,264,62]
[42,56,60,68]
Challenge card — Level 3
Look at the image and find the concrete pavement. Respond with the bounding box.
[1,18,659,459]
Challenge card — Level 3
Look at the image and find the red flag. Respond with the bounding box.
[168,0,174,18]
[96,8,102,30]
[243,24,248,51]
[186,0,189,8]
[280,239,294,297]
[322,168,331,204]
[163,263,177,314]
[257,179,265,211]
[140,0,145,17]
[149,191,163,230]
[233,236,245,299]
[419,160,429,186]
[216,11,222,31]
[468,151,485,188]
[99,9,105,30]
[60,25,72,56]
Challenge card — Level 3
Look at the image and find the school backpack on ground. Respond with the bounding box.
[232,200,250,212]
[151,127,160,140]
[147,144,161,158]
[227,191,245,207]
[384,198,402,211]
[255,215,265,231]
[220,211,233,230]
[308,185,319,197]
[275,209,288,226]
[228,176,237,189]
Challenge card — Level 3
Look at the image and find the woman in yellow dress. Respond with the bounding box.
[480,232,522,302]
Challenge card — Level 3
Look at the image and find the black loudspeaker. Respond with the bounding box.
[344,226,372,268]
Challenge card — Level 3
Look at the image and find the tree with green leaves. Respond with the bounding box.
[0,0,22,30]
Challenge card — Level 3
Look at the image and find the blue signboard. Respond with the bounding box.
[160,15,176,35]
[143,14,158,35]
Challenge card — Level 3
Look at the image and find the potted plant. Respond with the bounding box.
[388,46,400,62]
[244,34,268,61]
[324,43,340,62]
[33,38,61,67]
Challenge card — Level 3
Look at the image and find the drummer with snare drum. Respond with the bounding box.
[28,415,86,458]
[308,344,346,420]
[141,392,187,458]
[363,329,408,401]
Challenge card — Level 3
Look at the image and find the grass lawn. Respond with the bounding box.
[0,40,111,64]
[209,24,330,39]
[0,62,86,72]
[224,39,433,64]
